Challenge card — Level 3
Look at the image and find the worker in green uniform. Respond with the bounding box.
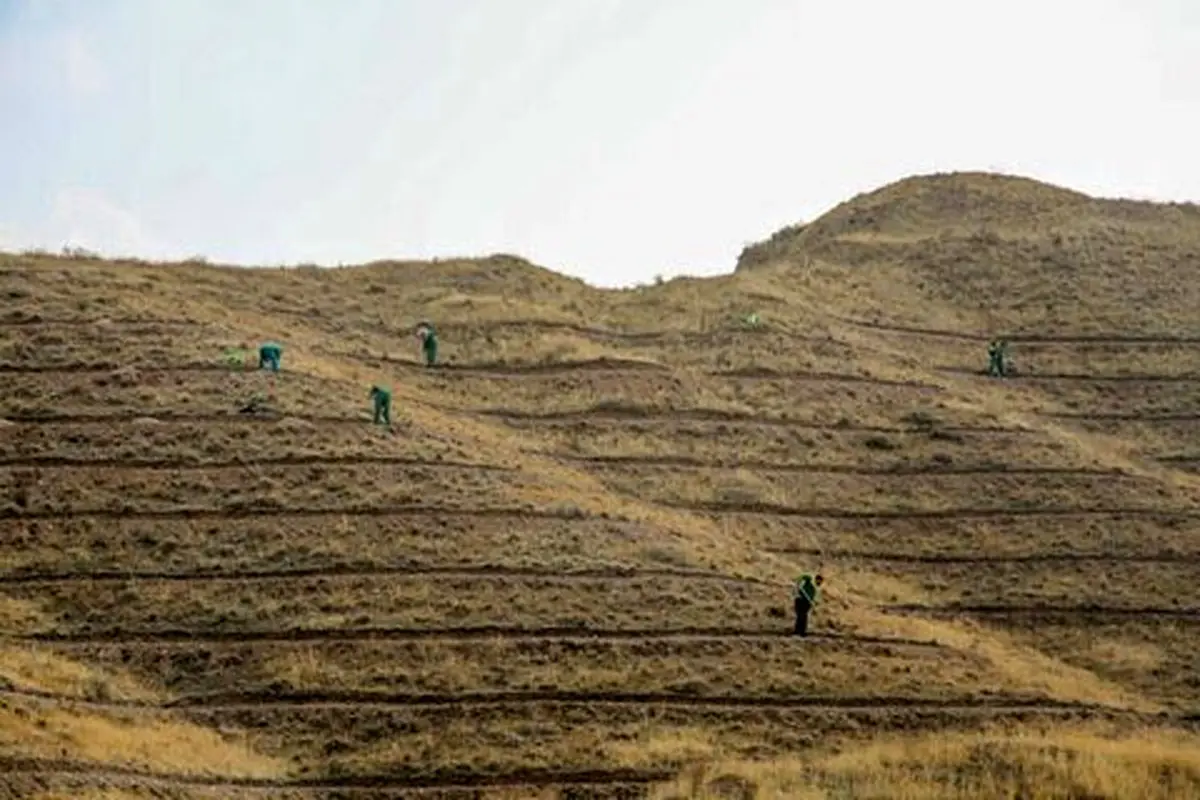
[259,341,283,372]
[792,573,824,636]
[369,385,392,426]
[416,322,438,367]
[987,339,1011,377]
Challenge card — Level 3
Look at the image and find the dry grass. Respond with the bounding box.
[0,696,285,779]
[653,725,1200,799]
[3,171,1200,794]
[0,644,163,703]
[0,594,47,633]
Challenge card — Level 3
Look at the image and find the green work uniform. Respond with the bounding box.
[793,574,820,636]
[987,340,1005,377]
[421,328,438,367]
[259,342,283,372]
[369,386,392,425]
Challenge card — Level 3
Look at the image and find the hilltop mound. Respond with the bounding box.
[739,171,1200,335]
[3,171,1200,798]
[737,171,1200,271]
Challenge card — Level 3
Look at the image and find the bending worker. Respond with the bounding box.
[369,385,392,426]
[259,341,283,372]
[792,572,824,636]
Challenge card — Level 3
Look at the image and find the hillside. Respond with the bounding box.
[2,171,1200,798]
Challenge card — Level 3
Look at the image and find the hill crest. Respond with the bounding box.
[737,170,1200,272]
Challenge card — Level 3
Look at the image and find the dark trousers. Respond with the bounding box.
[794,597,812,636]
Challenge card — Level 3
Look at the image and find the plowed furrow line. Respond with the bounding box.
[0,317,199,328]
[890,604,1200,619]
[23,505,1189,524]
[331,319,830,344]
[671,503,1200,520]
[0,455,511,471]
[487,408,1029,435]
[0,564,759,587]
[938,367,1200,382]
[766,548,1200,564]
[838,318,1200,344]
[0,363,245,374]
[0,758,673,792]
[490,409,900,431]
[336,318,672,343]
[0,412,364,425]
[340,352,938,386]
[19,627,940,648]
[1,687,1116,714]
[0,506,601,522]
[561,454,1107,476]
[709,368,938,388]
[343,352,669,375]
[1047,412,1200,422]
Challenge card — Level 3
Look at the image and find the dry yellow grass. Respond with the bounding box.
[0,644,163,703]
[3,171,1200,796]
[652,726,1200,800]
[0,697,285,778]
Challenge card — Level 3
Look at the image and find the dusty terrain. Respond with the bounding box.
[2,172,1200,798]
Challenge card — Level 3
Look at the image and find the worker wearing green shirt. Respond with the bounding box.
[259,341,283,372]
[369,385,392,426]
[793,573,824,636]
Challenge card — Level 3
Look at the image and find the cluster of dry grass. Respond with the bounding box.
[3,171,1200,797]
[654,725,1200,799]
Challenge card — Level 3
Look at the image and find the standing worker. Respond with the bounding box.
[415,322,438,367]
[792,573,824,636]
[987,339,1010,378]
[369,385,392,426]
[259,341,283,372]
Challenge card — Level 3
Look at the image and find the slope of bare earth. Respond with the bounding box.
[3,171,1200,798]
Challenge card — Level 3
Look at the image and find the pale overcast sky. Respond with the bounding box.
[1,0,1197,286]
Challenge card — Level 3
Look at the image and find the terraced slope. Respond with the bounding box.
[3,172,1200,798]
